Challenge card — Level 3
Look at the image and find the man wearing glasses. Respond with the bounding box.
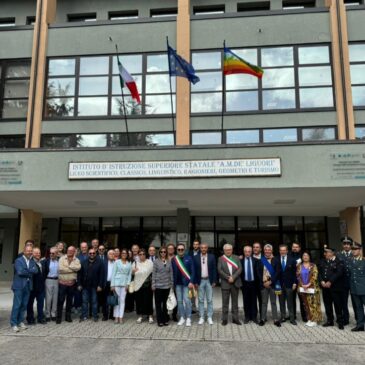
[44,247,59,321]
[78,248,105,322]
[193,242,217,325]
[171,243,195,327]
[348,242,365,332]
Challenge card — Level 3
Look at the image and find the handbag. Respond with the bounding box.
[166,288,177,310]
[128,281,135,293]
[107,292,119,306]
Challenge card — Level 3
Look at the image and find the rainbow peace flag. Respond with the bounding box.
[223,46,264,79]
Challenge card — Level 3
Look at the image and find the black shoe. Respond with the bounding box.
[221,320,228,326]
[93,317,99,322]
[274,321,281,327]
[285,316,290,321]
[232,320,242,325]
[46,317,51,322]
[281,318,287,323]
[163,322,169,326]
[172,315,178,322]
[243,318,250,324]
[258,320,265,326]
[102,317,108,321]
[51,317,56,322]
[27,320,36,325]
[79,318,87,322]
[65,317,72,323]
[38,319,47,325]
[322,322,334,327]
[252,318,259,324]
[158,323,164,327]
[338,324,344,330]
[351,326,364,332]
[290,320,297,326]
[56,318,61,324]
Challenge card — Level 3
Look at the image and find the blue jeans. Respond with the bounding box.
[10,284,31,327]
[176,285,192,319]
[82,288,98,319]
[198,279,214,319]
[26,290,45,322]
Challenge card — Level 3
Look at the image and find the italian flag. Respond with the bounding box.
[118,58,141,104]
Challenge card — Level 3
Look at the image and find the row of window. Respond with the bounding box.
[1,1,363,27]
[44,45,335,119]
[1,126,364,149]
[1,43,365,120]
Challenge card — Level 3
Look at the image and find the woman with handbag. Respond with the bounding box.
[296,251,322,327]
[133,249,154,324]
[152,246,174,327]
[111,248,132,324]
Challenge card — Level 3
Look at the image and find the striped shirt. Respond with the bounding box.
[152,259,173,289]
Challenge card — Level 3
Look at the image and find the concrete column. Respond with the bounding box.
[176,0,191,145]
[25,0,57,148]
[339,207,362,243]
[18,209,42,252]
[327,0,355,140]
[177,208,190,246]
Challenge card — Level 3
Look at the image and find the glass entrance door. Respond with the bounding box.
[237,231,281,252]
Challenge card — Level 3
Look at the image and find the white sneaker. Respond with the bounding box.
[177,318,185,326]
[311,321,317,327]
[198,317,205,325]
[136,317,143,324]
[148,316,154,324]
[207,317,214,325]
[305,321,315,327]
[19,323,27,330]
[12,326,19,333]
[186,318,191,327]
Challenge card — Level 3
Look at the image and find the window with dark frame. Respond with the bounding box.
[0,18,15,27]
[109,10,138,20]
[349,43,365,107]
[237,2,271,12]
[193,5,225,15]
[282,0,315,9]
[67,13,97,22]
[191,44,334,114]
[26,16,36,25]
[150,8,178,18]
[0,59,31,120]
[0,135,25,148]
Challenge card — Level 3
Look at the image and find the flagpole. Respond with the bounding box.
[110,37,130,146]
[221,40,226,142]
[166,36,175,144]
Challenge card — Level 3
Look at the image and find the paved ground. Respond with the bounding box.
[1,281,365,365]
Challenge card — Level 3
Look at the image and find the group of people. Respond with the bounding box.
[9,236,365,333]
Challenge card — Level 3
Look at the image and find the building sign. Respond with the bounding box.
[0,160,23,185]
[330,153,365,180]
[69,158,281,180]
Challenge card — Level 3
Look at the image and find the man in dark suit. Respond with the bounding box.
[257,244,281,327]
[10,245,38,332]
[348,242,365,332]
[78,248,105,322]
[278,244,298,325]
[318,246,346,330]
[240,245,260,324]
[218,243,242,326]
[193,242,217,325]
[26,247,47,325]
[337,236,355,325]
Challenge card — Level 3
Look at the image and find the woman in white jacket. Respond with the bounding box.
[133,248,154,323]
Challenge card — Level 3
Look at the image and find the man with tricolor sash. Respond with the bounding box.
[171,243,196,327]
[218,243,242,326]
[257,244,281,327]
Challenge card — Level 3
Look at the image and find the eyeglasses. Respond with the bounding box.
[160,251,167,254]
[177,249,184,252]
[50,252,56,255]
[89,252,96,255]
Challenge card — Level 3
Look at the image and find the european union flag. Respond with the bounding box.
[168,45,200,84]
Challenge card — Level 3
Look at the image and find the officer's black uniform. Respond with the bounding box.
[318,255,346,328]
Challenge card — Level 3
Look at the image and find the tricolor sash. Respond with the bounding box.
[175,256,191,281]
[222,255,239,270]
[261,256,282,295]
